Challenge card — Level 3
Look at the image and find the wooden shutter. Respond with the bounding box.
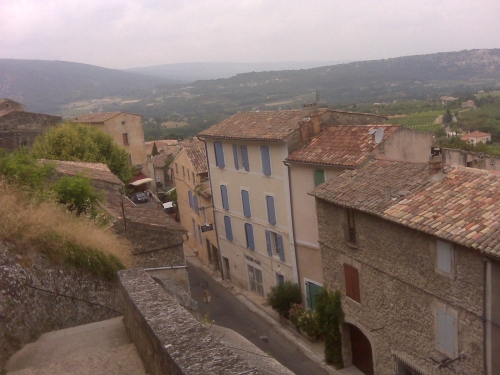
[232,145,239,170]
[314,169,325,187]
[224,216,233,241]
[214,142,225,168]
[437,308,456,356]
[276,234,284,262]
[188,190,193,208]
[344,263,360,302]
[193,195,199,214]
[266,195,276,224]
[437,240,452,274]
[265,230,273,256]
[220,185,229,210]
[242,146,249,171]
[245,223,255,250]
[260,146,271,176]
[242,190,251,217]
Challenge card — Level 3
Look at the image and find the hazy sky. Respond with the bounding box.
[1,0,499,69]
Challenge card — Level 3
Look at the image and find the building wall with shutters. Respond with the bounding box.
[316,199,485,375]
[204,138,296,296]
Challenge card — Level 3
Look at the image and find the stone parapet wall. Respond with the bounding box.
[118,268,261,375]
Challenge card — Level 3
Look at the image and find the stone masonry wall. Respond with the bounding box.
[118,268,261,375]
[316,200,484,375]
[0,241,121,369]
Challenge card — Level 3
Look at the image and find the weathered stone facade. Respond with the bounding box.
[0,242,121,369]
[316,200,485,375]
[0,111,61,151]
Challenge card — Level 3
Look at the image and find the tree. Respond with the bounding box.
[151,142,159,156]
[52,173,103,215]
[266,281,301,319]
[316,289,344,368]
[31,122,134,182]
[442,108,452,124]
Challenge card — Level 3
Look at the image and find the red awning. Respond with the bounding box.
[129,172,149,184]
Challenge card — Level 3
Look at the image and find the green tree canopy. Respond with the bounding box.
[31,122,134,182]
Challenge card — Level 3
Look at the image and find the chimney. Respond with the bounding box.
[429,147,443,175]
[384,186,391,201]
[302,102,318,116]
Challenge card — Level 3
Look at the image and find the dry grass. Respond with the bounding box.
[0,181,133,276]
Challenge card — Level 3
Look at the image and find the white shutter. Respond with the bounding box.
[437,308,456,356]
[437,240,452,274]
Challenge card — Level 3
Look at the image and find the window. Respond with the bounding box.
[276,274,285,285]
[248,264,264,296]
[266,230,284,261]
[241,190,251,217]
[233,144,249,171]
[220,185,229,210]
[192,218,197,240]
[188,190,193,208]
[197,225,202,245]
[175,163,178,174]
[193,195,199,214]
[344,263,360,302]
[345,208,356,245]
[182,166,185,177]
[260,146,271,176]
[313,169,325,187]
[435,306,457,357]
[245,223,255,250]
[187,169,190,181]
[122,133,129,146]
[214,142,225,168]
[265,195,276,224]
[437,240,453,275]
[224,215,233,241]
[192,172,195,183]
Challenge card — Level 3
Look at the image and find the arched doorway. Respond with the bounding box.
[349,324,374,375]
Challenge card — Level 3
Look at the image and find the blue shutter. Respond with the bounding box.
[193,195,199,214]
[245,223,255,250]
[266,195,276,224]
[188,190,193,208]
[224,216,233,241]
[232,144,239,170]
[260,146,271,176]
[198,226,202,245]
[242,190,251,217]
[214,142,225,168]
[242,146,250,171]
[221,185,229,210]
[265,230,273,256]
[277,234,284,261]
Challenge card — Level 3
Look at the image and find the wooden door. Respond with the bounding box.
[349,324,374,375]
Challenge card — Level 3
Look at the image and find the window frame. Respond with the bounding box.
[434,303,458,358]
[265,230,284,261]
[214,142,225,168]
[220,185,229,210]
[224,215,233,241]
[260,146,272,176]
[436,240,454,278]
[343,263,361,303]
[241,189,252,217]
[122,133,129,146]
[313,169,325,187]
[345,208,357,245]
[265,195,276,225]
[245,222,255,250]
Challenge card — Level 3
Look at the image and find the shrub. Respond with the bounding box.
[297,308,321,338]
[288,303,305,327]
[316,289,344,368]
[52,173,103,215]
[266,281,301,319]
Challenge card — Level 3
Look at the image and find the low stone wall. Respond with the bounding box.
[0,242,121,369]
[118,268,261,375]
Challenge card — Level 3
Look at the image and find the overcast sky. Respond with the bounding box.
[1,0,499,69]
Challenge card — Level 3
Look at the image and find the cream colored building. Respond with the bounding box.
[172,143,219,270]
[74,112,147,173]
[286,125,433,308]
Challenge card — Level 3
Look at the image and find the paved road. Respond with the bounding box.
[187,263,330,375]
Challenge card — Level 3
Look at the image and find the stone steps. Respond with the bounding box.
[5,317,146,375]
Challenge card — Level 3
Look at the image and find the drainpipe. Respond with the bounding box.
[283,161,301,295]
[197,136,225,280]
[483,257,489,375]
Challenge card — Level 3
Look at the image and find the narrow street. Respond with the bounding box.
[187,262,331,375]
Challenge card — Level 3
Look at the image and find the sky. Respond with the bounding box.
[1,0,499,69]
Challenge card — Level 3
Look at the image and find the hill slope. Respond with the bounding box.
[0,59,168,114]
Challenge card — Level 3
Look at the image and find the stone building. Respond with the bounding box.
[442,147,500,172]
[310,155,500,375]
[285,125,432,308]
[0,99,61,151]
[74,112,147,173]
[171,143,219,271]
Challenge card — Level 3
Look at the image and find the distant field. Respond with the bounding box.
[161,121,189,128]
[386,110,445,133]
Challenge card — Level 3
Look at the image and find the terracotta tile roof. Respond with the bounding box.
[74,112,122,123]
[198,110,311,141]
[45,160,122,185]
[286,125,400,166]
[185,144,208,174]
[152,152,171,168]
[311,159,500,259]
[461,131,491,139]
